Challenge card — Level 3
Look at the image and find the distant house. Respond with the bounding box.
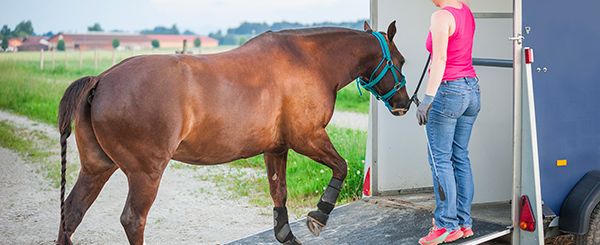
[48,33,151,51]
[145,35,218,48]
[7,38,23,51]
[46,33,219,51]
[18,36,49,51]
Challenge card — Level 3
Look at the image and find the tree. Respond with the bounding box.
[0,25,11,39]
[193,37,201,48]
[88,23,103,32]
[183,30,195,35]
[170,24,180,35]
[0,26,10,49]
[112,38,120,49]
[227,22,269,35]
[1,36,8,50]
[238,36,248,46]
[57,39,65,51]
[12,20,34,38]
[151,39,160,49]
[141,25,180,35]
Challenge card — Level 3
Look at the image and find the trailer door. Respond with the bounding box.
[521,0,600,215]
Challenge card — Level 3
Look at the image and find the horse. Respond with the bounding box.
[56,21,410,245]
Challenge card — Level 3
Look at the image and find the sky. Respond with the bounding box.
[1,0,369,35]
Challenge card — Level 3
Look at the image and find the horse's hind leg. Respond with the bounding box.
[56,113,117,244]
[118,158,169,245]
[264,150,302,244]
[291,129,348,237]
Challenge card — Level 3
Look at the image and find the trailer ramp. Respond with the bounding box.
[228,194,511,244]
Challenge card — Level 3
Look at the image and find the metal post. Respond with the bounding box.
[369,0,380,196]
[94,49,98,71]
[512,0,524,243]
[63,50,67,68]
[39,49,44,71]
[51,48,56,69]
[79,49,83,70]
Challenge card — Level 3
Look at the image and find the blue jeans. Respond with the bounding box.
[426,77,480,231]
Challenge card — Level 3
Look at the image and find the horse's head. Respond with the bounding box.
[359,21,411,116]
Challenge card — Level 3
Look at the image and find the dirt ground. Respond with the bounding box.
[0,111,273,244]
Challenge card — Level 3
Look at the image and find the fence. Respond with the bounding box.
[34,46,226,72]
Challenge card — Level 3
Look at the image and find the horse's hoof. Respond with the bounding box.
[56,232,73,245]
[307,215,324,236]
[283,237,303,245]
[307,211,328,236]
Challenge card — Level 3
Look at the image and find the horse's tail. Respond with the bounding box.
[57,76,98,241]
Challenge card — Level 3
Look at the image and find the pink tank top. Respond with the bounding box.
[426,2,477,81]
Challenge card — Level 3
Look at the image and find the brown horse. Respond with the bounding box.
[56,21,410,245]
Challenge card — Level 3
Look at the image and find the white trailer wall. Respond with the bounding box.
[368,0,514,203]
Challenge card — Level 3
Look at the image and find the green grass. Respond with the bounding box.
[0,120,33,153]
[0,120,74,187]
[335,84,370,114]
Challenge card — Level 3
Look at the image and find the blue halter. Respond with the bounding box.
[356,31,407,111]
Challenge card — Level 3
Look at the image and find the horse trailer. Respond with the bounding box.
[230,0,600,244]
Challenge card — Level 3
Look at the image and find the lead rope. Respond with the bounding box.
[409,54,432,108]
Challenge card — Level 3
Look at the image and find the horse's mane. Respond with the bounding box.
[271,27,362,36]
[243,27,365,46]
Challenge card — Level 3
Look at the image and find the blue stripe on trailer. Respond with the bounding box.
[523,0,600,214]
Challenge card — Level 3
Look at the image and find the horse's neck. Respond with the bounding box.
[307,32,381,92]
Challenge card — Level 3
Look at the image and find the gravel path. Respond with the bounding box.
[0,111,272,244]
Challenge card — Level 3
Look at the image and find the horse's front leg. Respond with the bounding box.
[264,150,302,244]
[293,129,347,236]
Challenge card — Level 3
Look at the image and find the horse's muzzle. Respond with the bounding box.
[391,108,408,116]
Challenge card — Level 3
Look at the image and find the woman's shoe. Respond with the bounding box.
[461,227,474,238]
[418,225,450,245]
[444,229,465,243]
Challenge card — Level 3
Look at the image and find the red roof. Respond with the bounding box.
[8,38,22,47]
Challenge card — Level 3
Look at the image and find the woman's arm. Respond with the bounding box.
[425,10,454,97]
[416,10,455,125]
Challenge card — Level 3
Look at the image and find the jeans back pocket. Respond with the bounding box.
[437,85,468,118]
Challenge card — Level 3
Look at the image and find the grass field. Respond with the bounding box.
[0,49,369,210]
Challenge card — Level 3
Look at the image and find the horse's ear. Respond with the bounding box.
[387,20,397,40]
[364,21,373,32]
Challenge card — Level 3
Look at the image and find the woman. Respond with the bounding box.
[416,0,480,244]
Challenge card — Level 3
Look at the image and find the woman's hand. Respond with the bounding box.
[416,95,435,125]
